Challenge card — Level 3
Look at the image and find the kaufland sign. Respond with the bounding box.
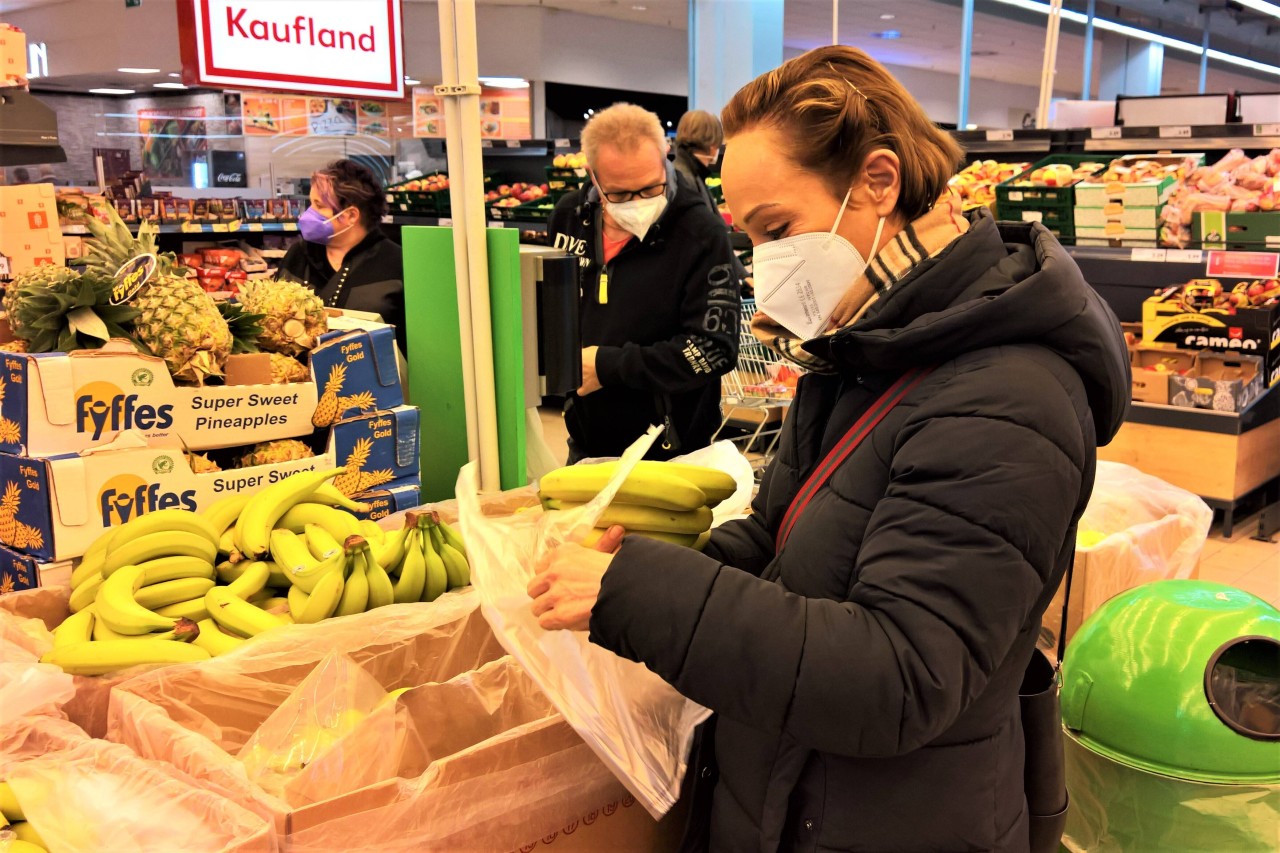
[178,0,404,98]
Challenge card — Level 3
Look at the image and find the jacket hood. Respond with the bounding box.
[806,210,1130,443]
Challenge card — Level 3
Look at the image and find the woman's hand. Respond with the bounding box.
[528,525,626,631]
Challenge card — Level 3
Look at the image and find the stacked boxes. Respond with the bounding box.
[996,155,1107,241]
[1142,288,1280,388]
[0,184,64,276]
[1074,154,1203,247]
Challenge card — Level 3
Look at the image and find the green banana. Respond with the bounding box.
[201,492,253,539]
[96,564,179,635]
[428,520,470,590]
[393,527,427,603]
[41,639,210,675]
[275,502,361,544]
[70,536,110,588]
[192,619,245,656]
[103,530,218,577]
[304,522,344,560]
[0,780,23,821]
[154,597,210,622]
[539,463,706,511]
[335,537,369,616]
[205,587,286,638]
[437,518,468,560]
[105,508,219,557]
[310,482,373,513]
[362,546,395,609]
[419,524,448,602]
[53,607,95,648]
[546,501,712,535]
[134,577,216,610]
[136,555,216,585]
[234,467,342,560]
[297,567,344,623]
[372,522,411,573]
[226,560,271,599]
[69,572,105,613]
[282,546,345,593]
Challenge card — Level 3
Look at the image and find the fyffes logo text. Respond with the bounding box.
[98,474,196,527]
[111,254,157,305]
[75,381,174,440]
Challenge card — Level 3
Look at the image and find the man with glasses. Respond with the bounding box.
[549,103,741,462]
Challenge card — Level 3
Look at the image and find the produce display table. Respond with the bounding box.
[1098,385,1280,536]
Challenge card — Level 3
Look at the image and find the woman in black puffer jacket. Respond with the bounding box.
[529,45,1130,853]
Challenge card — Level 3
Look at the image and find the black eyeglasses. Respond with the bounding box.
[598,181,666,204]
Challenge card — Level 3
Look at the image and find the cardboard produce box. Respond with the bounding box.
[1129,346,1196,405]
[1142,290,1280,387]
[1075,153,1204,208]
[1074,204,1161,230]
[0,543,42,596]
[1193,210,1280,251]
[0,23,26,85]
[349,475,421,521]
[330,405,420,489]
[1169,351,1264,413]
[1076,226,1161,247]
[309,323,404,425]
[0,343,320,457]
[0,184,64,275]
[0,432,336,561]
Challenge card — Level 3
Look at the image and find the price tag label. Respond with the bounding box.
[554,138,571,148]
[438,218,453,227]
[1165,249,1203,264]
[488,220,506,228]
[1131,248,1168,262]
[984,129,1014,142]
[248,223,264,232]
[1253,123,1280,137]
[180,222,203,233]
[481,139,494,148]
[1159,126,1192,138]
[1206,250,1280,279]
[1091,127,1122,139]
[379,216,393,225]
[505,139,522,148]
[283,222,298,231]
[211,223,228,233]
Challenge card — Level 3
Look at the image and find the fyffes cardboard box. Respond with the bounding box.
[0,431,335,561]
[0,343,320,457]
[0,545,40,596]
[309,323,404,428]
[330,406,420,494]
[349,476,422,521]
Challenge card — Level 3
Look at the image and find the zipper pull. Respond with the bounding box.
[598,270,609,305]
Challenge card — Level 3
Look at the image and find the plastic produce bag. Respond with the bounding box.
[459,426,739,818]
[0,589,76,728]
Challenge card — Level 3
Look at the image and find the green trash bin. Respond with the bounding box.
[1060,580,1279,851]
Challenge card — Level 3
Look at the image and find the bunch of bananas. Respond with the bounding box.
[47,468,473,676]
[538,460,736,549]
[0,779,48,851]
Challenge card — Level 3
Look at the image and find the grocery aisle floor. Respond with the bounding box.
[536,407,1278,606]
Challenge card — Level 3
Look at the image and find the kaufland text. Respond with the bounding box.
[225,8,378,52]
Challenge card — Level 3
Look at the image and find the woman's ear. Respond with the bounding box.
[861,149,901,217]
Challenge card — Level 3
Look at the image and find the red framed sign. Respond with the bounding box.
[178,0,404,99]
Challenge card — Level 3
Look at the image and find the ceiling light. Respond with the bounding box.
[89,88,136,95]
[666,121,673,127]
[168,72,181,78]
[478,76,529,89]
[1232,0,1280,21]
[117,67,160,74]
[154,82,188,89]
[965,123,978,130]
[873,29,902,39]
[880,13,895,19]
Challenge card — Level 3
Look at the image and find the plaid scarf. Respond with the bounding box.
[752,192,970,373]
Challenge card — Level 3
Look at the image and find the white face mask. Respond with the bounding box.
[606,193,668,241]
[753,188,886,340]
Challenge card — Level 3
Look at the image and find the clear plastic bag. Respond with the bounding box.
[0,589,76,728]
[458,426,734,819]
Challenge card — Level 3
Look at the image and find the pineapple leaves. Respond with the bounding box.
[66,306,111,341]
[8,268,141,353]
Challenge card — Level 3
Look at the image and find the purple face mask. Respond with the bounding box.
[299,206,354,244]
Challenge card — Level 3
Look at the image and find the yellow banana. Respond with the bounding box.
[636,461,737,506]
[358,519,387,544]
[205,587,286,638]
[134,577,216,610]
[71,536,110,588]
[93,615,199,643]
[256,596,290,612]
[373,523,410,572]
[226,560,271,599]
[393,528,426,603]
[247,587,274,606]
[546,501,712,534]
[6,840,45,853]
[201,492,253,539]
[215,560,248,584]
[694,530,711,551]
[539,463,706,511]
[154,597,210,622]
[53,607,95,648]
[362,547,395,610]
[437,518,468,559]
[276,502,361,544]
[136,555,216,585]
[0,781,23,821]
[69,572,105,613]
[192,619,245,656]
[235,467,342,560]
[41,639,210,675]
[335,538,369,616]
[103,530,218,577]
[270,528,318,572]
[11,819,46,848]
[297,568,344,623]
[281,543,345,593]
[218,527,242,561]
[377,686,412,709]
[266,561,292,589]
[96,564,179,635]
[304,522,344,560]
[428,521,470,590]
[310,482,372,513]
[419,526,448,602]
[105,508,219,556]
[583,528,699,548]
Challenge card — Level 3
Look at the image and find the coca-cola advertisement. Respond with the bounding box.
[210,150,247,187]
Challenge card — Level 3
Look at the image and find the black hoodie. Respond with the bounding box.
[548,166,741,460]
[587,212,1130,852]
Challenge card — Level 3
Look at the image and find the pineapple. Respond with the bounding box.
[357,469,395,492]
[219,300,266,354]
[270,353,310,384]
[333,437,372,495]
[240,439,314,468]
[312,364,346,428]
[133,273,233,385]
[0,340,28,354]
[0,418,20,445]
[237,279,327,356]
[7,269,141,355]
[337,391,376,415]
[187,452,222,474]
[2,265,80,339]
[0,481,21,546]
[13,522,42,551]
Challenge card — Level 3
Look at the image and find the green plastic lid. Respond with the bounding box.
[1062,580,1280,784]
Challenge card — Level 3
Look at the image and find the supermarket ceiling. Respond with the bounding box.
[6,0,1279,95]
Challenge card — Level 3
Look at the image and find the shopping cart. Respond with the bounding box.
[711,299,797,480]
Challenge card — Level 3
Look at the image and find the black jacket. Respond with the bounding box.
[548,170,740,460]
[589,213,1130,852]
[278,229,406,350]
[673,143,720,214]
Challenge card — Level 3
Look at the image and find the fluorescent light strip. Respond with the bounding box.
[989,0,1280,77]
[89,88,135,95]
[1233,0,1280,22]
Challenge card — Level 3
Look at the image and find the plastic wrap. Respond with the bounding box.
[458,429,750,818]
[1062,733,1279,852]
[0,714,273,853]
[0,588,76,728]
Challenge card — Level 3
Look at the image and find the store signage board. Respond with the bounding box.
[177,0,404,98]
[1206,251,1279,279]
[1159,126,1192,139]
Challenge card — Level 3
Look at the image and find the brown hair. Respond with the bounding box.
[722,45,963,222]
[581,103,667,169]
[675,109,724,152]
[312,159,386,227]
